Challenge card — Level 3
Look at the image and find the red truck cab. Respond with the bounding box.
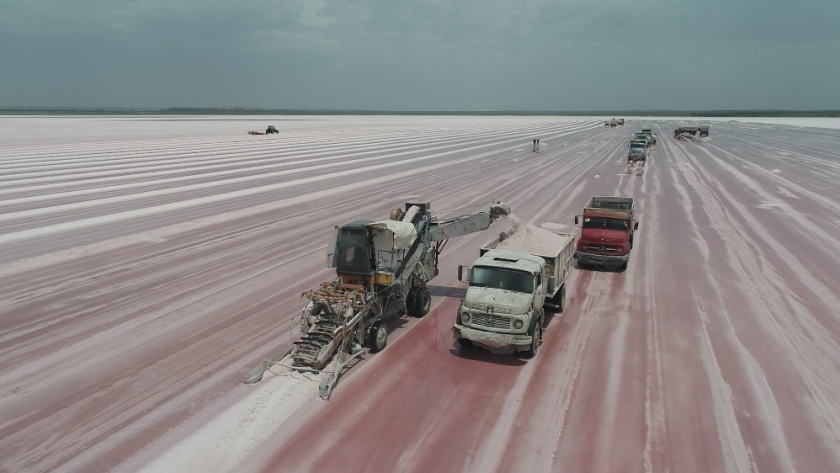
[574,196,639,270]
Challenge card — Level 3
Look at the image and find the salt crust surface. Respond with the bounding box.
[136,369,321,473]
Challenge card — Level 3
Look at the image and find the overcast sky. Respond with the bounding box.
[1,0,838,111]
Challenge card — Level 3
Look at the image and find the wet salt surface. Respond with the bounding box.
[6,116,840,473]
[134,369,320,473]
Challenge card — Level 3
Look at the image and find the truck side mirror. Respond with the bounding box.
[634,221,639,230]
[574,215,580,226]
[458,265,470,282]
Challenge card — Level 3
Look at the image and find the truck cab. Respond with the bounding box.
[628,140,648,161]
[453,250,548,357]
[574,197,639,270]
[633,132,651,145]
[452,228,575,357]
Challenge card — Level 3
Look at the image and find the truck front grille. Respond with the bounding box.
[586,245,618,252]
[471,313,511,329]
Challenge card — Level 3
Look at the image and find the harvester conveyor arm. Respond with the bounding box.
[428,201,510,241]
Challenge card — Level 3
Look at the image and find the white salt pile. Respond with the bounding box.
[540,222,568,231]
[497,214,572,256]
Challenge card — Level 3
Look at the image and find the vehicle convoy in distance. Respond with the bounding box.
[574,196,639,271]
[245,200,511,398]
[452,228,575,357]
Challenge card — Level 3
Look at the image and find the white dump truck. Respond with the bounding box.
[452,225,575,357]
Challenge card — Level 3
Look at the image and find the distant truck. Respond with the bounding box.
[574,197,639,270]
[247,125,279,135]
[628,141,647,162]
[674,125,708,139]
[452,229,575,357]
[674,126,698,139]
[633,132,651,145]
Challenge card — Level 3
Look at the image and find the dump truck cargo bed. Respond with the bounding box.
[584,196,635,215]
[479,225,575,300]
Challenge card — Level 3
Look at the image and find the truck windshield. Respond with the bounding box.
[470,267,534,294]
[582,217,628,231]
[630,147,645,154]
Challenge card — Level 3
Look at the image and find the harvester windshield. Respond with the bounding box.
[336,228,373,275]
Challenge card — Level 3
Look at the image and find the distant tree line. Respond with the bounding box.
[1,107,838,117]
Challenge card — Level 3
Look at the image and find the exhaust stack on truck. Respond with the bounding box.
[452,225,575,357]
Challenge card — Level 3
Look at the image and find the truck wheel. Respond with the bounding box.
[409,287,431,317]
[368,321,387,353]
[524,320,542,358]
[556,284,566,313]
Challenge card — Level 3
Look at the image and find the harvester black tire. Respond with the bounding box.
[368,321,387,353]
[409,287,431,317]
[404,288,416,315]
[524,320,542,359]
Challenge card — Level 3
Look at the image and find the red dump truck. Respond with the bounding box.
[574,196,638,270]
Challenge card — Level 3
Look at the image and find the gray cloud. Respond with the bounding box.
[1,0,838,110]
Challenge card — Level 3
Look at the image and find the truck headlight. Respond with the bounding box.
[461,313,470,324]
[513,319,523,329]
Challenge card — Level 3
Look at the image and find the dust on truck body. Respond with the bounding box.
[574,196,638,270]
[452,231,575,357]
